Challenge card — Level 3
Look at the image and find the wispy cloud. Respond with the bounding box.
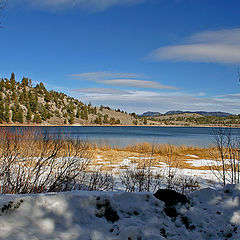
[12,0,145,12]
[69,71,144,80]
[149,28,240,64]
[100,79,178,89]
[72,87,132,95]
[69,71,178,90]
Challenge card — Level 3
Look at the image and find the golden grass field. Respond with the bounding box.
[88,142,222,172]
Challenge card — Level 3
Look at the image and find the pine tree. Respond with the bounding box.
[26,105,32,122]
[44,91,51,102]
[0,101,4,123]
[109,117,115,125]
[29,91,38,112]
[103,114,109,124]
[76,108,80,118]
[33,113,42,124]
[94,116,102,125]
[18,107,23,123]
[10,73,16,91]
[11,106,17,122]
[4,103,10,123]
[21,77,29,87]
[93,107,97,115]
[69,114,74,124]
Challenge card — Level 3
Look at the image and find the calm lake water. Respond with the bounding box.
[5,126,240,148]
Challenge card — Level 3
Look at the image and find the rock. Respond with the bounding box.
[154,189,189,207]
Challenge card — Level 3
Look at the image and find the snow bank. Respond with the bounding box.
[0,185,240,239]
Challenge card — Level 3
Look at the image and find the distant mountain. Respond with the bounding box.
[164,110,233,117]
[165,110,183,115]
[140,111,162,117]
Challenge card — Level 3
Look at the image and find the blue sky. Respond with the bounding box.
[1,0,240,114]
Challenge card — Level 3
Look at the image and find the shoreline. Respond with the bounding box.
[0,123,239,128]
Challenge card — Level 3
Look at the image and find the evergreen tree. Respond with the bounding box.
[4,103,10,123]
[18,107,23,123]
[44,91,51,102]
[21,77,29,87]
[0,79,4,91]
[69,114,74,124]
[5,79,11,89]
[29,91,38,112]
[93,106,97,115]
[84,107,88,120]
[11,106,17,122]
[80,110,85,120]
[109,117,115,125]
[103,114,109,124]
[94,116,102,125]
[0,101,4,123]
[33,113,42,124]
[76,108,80,118]
[26,105,32,122]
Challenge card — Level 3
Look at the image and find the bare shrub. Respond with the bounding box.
[0,128,91,194]
[83,168,114,191]
[120,144,200,193]
[163,145,180,190]
[210,126,240,185]
[120,165,163,192]
[120,144,164,192]
[172,175,200,194]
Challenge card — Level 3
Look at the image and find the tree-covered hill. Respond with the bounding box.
[0,73,141,125]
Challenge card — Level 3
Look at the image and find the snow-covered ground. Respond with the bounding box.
[1,184,240,239]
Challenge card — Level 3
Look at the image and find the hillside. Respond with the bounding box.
[164,110,232,117]
[0,73,142,126]
[146,113,240,127]
[140,111,232,118]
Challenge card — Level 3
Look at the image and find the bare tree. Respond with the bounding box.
[210,126,240,185]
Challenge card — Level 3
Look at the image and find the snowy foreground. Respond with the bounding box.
[1,185,240,240]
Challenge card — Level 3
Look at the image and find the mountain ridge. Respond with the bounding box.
[140,110,233,117]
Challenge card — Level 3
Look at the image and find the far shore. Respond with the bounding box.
[0,123,240,128]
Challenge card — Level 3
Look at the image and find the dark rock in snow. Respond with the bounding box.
[96,197,119,223]
[153,189,189,207]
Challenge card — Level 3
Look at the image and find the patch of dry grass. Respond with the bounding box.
[88,142,220,171]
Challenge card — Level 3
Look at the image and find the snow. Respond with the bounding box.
[120,158,131,166]
[1,185,240,239]
[186,154,199,158]
[186,159,218,167]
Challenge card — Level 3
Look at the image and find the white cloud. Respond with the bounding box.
[188,28,240,44]
[69,71,144,80]
[69,71,178,90]
[12,0,145,11]
[100,79,178,89]
[149,28,240,64]
[73,87,132,95]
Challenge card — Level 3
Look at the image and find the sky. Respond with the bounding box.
[1,0,240,114]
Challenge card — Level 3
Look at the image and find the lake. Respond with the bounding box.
[5,126,240,148]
